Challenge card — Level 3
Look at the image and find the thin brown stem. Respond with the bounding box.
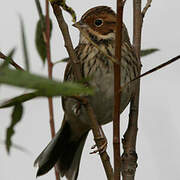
[121,92,139,180]
[133,0,142,59]
[119,55,180,94]
[45,1,60,180]
[142,0,152,18]
[51,3,82,81]
[121,0,142,179]
[0,51,24,71]
[127,55,180,86]
[84,103,114,180]
[50,3,113,180]
[114,1,125,180]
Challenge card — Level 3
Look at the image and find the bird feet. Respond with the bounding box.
[90,127,107,154]
[90,138,107,154]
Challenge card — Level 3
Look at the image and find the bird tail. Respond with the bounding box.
[34,121,88,180]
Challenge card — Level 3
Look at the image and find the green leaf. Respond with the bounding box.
[0,92,39,108]
[20,17,30,72]
[1,48,16,68]
[7,48,16,59]
[6,104,23,153]
[0,76,92,108]
[0,66,93,97]
[140,48,159,57]
[35,17,52,63]
[53,57,69,65]
[35,0,44,23]
[35,18,46,62]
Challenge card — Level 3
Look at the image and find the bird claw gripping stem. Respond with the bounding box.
[90,126,108,154]
[90,139,107,154]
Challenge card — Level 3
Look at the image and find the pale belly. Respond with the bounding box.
[63,66,135,137]
[86,70,133,125]
[70,69,134,129]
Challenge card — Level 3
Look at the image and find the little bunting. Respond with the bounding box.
[34,6,139,180]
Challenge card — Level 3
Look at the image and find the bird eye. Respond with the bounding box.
[94,19,103,27]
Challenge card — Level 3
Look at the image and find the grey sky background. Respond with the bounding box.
[1,1,180,180]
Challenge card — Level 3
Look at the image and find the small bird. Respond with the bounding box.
[34,6,139,180]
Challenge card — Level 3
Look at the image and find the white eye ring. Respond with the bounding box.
[94,19,103,27]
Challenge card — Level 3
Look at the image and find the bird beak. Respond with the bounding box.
[72,20,88,29]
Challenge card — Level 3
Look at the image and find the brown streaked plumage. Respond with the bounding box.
[34,6,139,180]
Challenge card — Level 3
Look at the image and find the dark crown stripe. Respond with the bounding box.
[81,6,115,20]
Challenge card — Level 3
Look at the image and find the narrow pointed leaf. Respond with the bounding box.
[7,48,16,59]
[35,0,44,23]
[6,104,23,153]
[35,17,52,63]
[0,49,24,70]
[53,57,69,65]
[20,18,30,71]
[0,66,93,97]
[0,92,39,108]
[35,19,46,62]
[140,48,159,57]
[0,48,16,68]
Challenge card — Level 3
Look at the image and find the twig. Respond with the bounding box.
[45,1,60,180]
[113,0,126,180]
[121,92,139,180]
[133,0,142,59]
[51,3,82,80]
[142,0,152,18]
[119,55,180,94]
[0,51,24,71]
[50,3,113,180]
[127,55,180,86]
[121,0,142,179]
[84,102,114,180]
